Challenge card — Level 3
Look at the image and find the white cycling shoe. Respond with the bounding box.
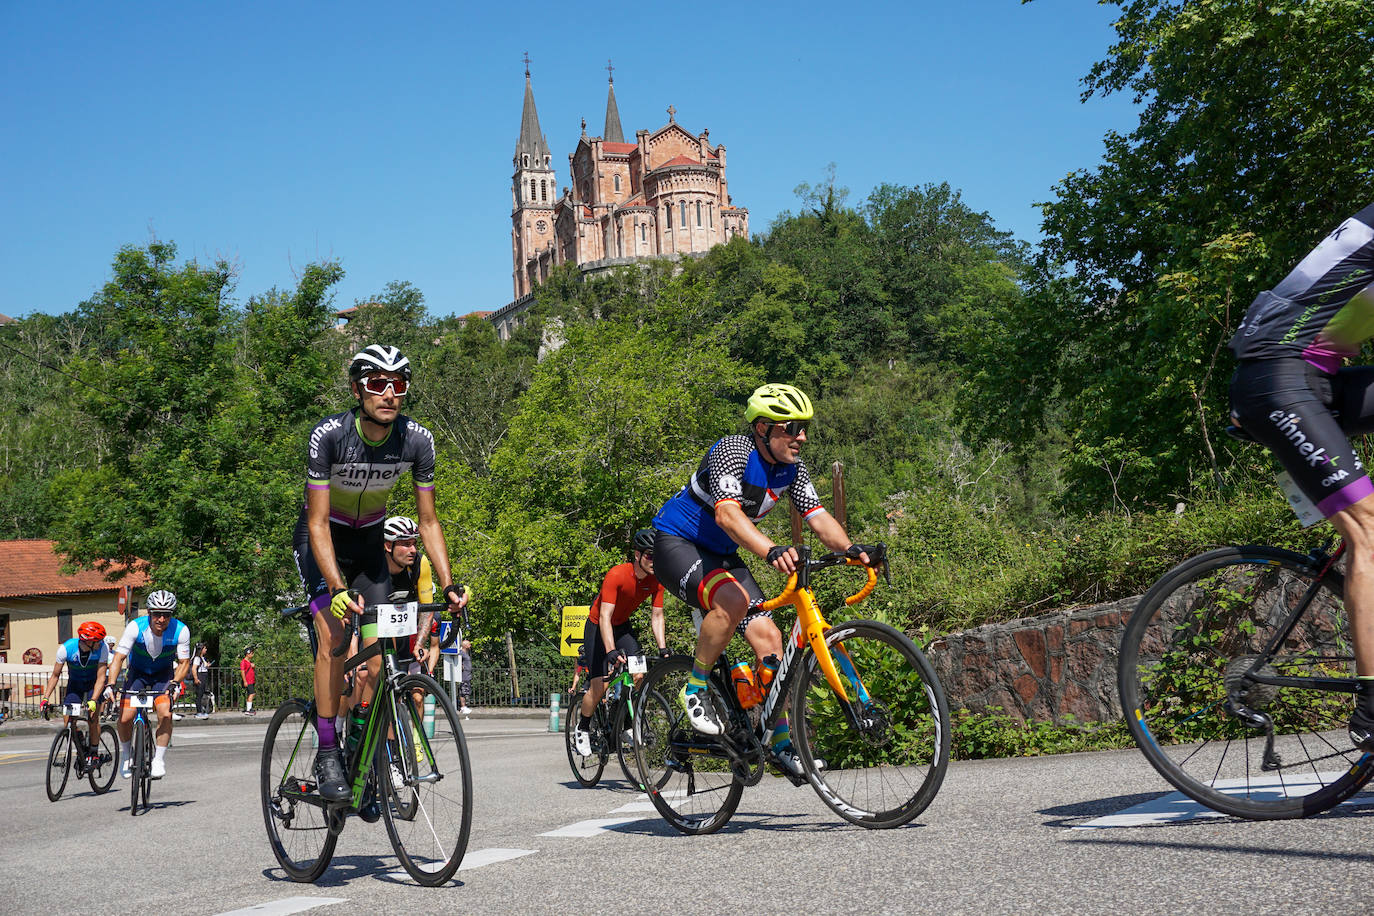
[120,758,132,780]
[572,727,593,757]
[679,684,724,736]
[150,757,166,779]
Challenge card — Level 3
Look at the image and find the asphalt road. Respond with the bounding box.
[1,712,1371,915]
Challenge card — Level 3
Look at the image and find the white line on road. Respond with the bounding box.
[1077,772,1372,828]
[212,896,347,916]
[459,847,539,870]
[608,801,658,814]
[540,816,653,837]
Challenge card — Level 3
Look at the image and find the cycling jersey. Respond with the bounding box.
[56,638,109,686]
[653,435,825,555]
[299,408,436,530]
[1229,203,1374,372]
[589,562,664,627]
[116,616,190,677]
[390,554,435,604]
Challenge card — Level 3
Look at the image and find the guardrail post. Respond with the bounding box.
[548,691,560,733]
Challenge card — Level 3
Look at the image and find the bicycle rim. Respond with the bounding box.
[633,657,742,835]
[381,674,472,886]
[261,699,337,882]
[793,620,951,828]
[129,722,145,816]
[564,688,608,787]
[140,722,154,812]
[612,700,641,789]
[89,724,119,795]
[46,730,72,802]
[1120,546,1374,819]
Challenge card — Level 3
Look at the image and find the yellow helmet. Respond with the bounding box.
[745,384,814,423]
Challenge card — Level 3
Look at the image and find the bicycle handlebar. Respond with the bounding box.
[757,544,889,612]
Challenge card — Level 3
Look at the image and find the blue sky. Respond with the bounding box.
[1,1,1138,320]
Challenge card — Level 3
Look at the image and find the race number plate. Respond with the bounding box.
[377,601,419,638]
[61,703,85,716]
[128,694,154,709]
[627,655,647,674]
[1276,470,1323,528]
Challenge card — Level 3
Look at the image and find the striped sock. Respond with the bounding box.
[771,713,791,749]
[685,658,711,694]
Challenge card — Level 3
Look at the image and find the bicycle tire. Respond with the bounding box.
[138,718,153,813]
[1120,545,1374,819]
[633,656,743,835]
[129,719,148,815]
[88,723,119,795]
[564,688,608,787]
[45,728,72,802]
[261,699,337,882]
[380,674,472,886]
[792,619,951,828]
[382,693,421,822]
[611,697,641,789]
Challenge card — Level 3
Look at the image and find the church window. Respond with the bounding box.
[709,204,714,228]
[540,180,547,202]
[696,201,702,226]
[614,174,621,192]
[530,179,536,201]
[640,223,646,242]
[680,201,687,225]
[666,205,671,229]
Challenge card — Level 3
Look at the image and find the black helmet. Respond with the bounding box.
[632,529,656,553]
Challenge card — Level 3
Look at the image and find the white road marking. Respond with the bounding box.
[608,801,658,813]
[540,816,652,837]
[458,847,539,870]
[1077,772,1372,828]
[213,896,346,915]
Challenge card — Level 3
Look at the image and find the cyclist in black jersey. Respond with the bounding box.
[1227,203,1374,749]
[652,384,870,777]
[293,344,467,802]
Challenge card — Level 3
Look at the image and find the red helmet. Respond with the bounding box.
[78,621,106,641]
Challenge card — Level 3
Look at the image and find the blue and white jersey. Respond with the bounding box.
[116,616,191,676]
[56,638,109,684]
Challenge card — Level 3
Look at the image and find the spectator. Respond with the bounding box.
[458,640,473,717]
[191,643,211,719]
[240,647,257,716]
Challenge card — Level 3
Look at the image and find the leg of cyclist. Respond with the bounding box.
[684,578,751,735]
[740,613,803,773]
[115,691,136,778]
[151,686,175,778]
[575,620,608,757]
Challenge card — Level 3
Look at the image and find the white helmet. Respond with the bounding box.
[348,344,411,381]
[383,516,420,542]
[145,589,177,612]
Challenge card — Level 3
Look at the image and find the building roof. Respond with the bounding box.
[515,71,552,162]
[0,313,14,326]
[0,540,149,599]
[604,78,625,144]
[602,142,637,154]
[659,155,702,168]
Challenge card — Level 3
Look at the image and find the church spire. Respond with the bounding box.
[603,59,625,143]
[515,53,551,163]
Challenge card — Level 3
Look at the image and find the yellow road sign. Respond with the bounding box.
[560,606,590,657]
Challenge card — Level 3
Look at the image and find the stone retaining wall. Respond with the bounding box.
[928,595,1138,724]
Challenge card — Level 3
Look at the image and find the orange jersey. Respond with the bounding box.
[589,562,665,626]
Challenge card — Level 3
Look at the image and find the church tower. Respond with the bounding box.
[511,58,556,299]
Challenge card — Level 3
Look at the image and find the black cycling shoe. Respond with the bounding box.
[357,782,381,823]
[1349,708,1374,752]
[313,748,350,802]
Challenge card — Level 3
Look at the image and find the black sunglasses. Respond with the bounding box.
[773,420,809,437]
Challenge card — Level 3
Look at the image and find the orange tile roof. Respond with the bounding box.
[0,540,149,599]
[603,142,637,154]
[659,155,700,167]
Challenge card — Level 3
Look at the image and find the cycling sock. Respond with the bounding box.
[771,714,791,749]
[316,714,338,750]
[1357,677,1374,717]
[686,658,711,694]
[119,740,132,760]
[154,745,167,763]
[578,715,591,730]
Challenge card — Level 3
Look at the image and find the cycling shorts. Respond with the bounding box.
[584,620,641,678]
[292,522,392,625]
[63,682,97,705]
[652,533,768,636]
[124,672,174,711]
[1230,357,1374,517]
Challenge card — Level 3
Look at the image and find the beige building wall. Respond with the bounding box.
[2,594,130,666]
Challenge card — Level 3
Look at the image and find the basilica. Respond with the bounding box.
[509,64,749,302]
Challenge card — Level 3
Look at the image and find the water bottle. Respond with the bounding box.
[732,661,761,709]
[345,701,368,764]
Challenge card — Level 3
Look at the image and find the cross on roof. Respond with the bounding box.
[667,104,676,122]
[606,59,614,84]
[523,51,531,77]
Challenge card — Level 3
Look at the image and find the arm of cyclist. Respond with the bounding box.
[598,602,618,658]
[714,500,801,574]
[89,660,109,714]
[805,510,869,566]
[650,585,668,656]
[39,658,64,711]
[414,487,467,618]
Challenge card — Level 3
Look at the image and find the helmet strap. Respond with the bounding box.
[753,421,782,465]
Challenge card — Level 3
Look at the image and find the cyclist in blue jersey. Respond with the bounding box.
[39,620,110,767]
[105,590,191,779]
[292,345,468,802]
[1228,203,1374,749]
[652,384,870,778]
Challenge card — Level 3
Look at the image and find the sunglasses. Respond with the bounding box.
[360,375,409,396]
[148,611,173,619]
[773,420,809,437]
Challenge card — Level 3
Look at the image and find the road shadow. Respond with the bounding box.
[1043,789,1374,830]
[124,798,197,814]
[605,810,929,837]
[262,854,466,889]
[1067,836,1374,863]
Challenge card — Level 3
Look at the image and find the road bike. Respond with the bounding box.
[42,700,118,801]
[123,686,165,816]
[261,601,472,885]
[632,544,951,834]
[565,656,656,789]
[1118,425,1374,819]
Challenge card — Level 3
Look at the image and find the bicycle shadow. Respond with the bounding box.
[605,810,929,837]
[123,798,197,814]
[1042,789,1374,830]
[261,855,466,889]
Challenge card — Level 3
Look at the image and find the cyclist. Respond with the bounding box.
[1227,203,1374,749]
[571,529,669,757]
[39,621,110,767]
[651,383,869,777]
[292,344,466,802]
[106,590,191,779]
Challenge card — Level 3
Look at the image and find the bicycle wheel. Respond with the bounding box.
[45,729,73,802]
[611,698,641,789]
[564,688,608,787]
[381,689,421,822]
[1120,546,1374,819]
[138,720,153,812]
[633,656,743,835]
[88,724,119,794]
[261,699,337,882]
[129,720,147,815]
[380,674,472,886]
[792,619,951,828]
